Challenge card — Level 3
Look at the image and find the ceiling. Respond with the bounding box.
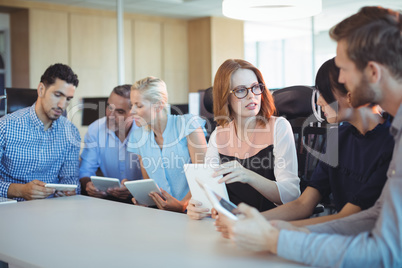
[19,0,402,21]
[22,0,224,19]
[18,0,402,41]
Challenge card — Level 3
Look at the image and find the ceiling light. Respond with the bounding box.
[222,0,322,22]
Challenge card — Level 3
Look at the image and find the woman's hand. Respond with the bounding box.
[213,160,255,184]
[149,188,186,213]
[214,212,231,239]
[186,199,210,220]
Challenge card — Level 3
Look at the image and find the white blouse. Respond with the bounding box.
[205,116,300,204]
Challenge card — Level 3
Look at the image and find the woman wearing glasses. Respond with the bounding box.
[187,59,300,219]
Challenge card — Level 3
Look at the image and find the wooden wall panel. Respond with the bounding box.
[187,17,211,92]
[211,17,244,81]
[10,9,29,87]
[124,19,133,84]
[133,20,162,81]
[163,23,188,104]
[69,13,118,98]
[29,9,68,88]
[68,13,119,137]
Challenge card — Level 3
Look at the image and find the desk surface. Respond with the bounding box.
[0,196,305,268]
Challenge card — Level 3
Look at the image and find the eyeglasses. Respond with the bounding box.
[230,83,265,99]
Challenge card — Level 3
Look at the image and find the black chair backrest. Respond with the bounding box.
[273,85,327,192]
[5,88,38,114]
[272,85,315,120]
[203,87,213,114]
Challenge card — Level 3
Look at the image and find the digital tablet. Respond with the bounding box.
[202,183,239,221]
[0,197,17,204]
[45,183,78,191]
[90,176,121,192]
[183,163,229,211]
[124,179,161,206]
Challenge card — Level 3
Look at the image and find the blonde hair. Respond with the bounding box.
[131,76,169,113]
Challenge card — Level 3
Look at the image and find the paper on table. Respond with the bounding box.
[183,163,229,211]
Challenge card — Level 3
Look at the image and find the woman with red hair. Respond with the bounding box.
[187,59,300,219]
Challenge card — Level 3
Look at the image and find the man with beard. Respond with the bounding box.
[79,85,142,202]
[0,63,80,201]
[219,6,402,267]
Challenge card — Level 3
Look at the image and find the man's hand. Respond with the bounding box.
[107,179,131,200]
[54,190,76,197]
[186,199,210,220]
[149,188,186,212]
[85,181,107,198]
[226,203,280,254]
[8,180,55,200]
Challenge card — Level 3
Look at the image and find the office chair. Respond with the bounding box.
[273,85,330,215]
[0,88,38,116]
[201,87,217,141]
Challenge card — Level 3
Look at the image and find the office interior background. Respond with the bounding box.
[0,0,401,140]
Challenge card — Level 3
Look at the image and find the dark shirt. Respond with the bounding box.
[220,145,277,212]
[308,119,394,212]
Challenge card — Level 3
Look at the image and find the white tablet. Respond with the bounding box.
[45,183,78,191]
[183,163,229,211]
[124,179,161,206]
[90,176,121,192]
[202,183,239,221]
[0,197,17,205]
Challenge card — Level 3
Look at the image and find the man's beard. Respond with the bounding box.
[349,75,376,108]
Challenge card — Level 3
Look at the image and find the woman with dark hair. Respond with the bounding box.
[250,57,395,227]
[187,59,300,220]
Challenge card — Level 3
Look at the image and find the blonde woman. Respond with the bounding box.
[128,77,207,212]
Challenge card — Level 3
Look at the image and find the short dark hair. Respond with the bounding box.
[40,63,79,88]
[112,84,131,99]
[330,6,402,79]
[315,58,348,104]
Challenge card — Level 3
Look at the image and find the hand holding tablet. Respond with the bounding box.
[195,178,240,221]
[90,176,121,192]
[44,183,78,191]
[124,179,162,206]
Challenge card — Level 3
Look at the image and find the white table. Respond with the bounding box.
[0,195,306,268]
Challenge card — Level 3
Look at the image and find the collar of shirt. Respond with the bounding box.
[28,103,59,131]
[390,103,402,137]
[106,121,137,146]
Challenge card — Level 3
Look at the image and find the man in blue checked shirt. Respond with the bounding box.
[79,85,142,202]
[0,63,81,201]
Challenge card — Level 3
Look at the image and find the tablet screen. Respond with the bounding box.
[212,191,239,216]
